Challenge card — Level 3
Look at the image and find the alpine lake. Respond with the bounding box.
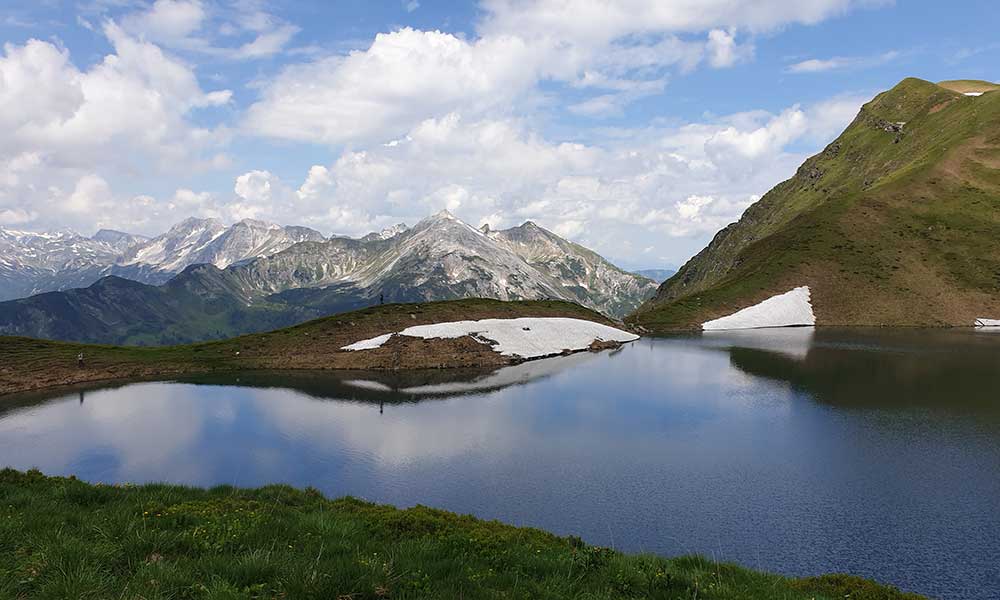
[2,328,999,599]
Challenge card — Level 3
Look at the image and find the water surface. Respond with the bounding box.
[2,329,999,599]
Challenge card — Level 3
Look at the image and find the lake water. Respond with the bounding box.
[2,329,999,599]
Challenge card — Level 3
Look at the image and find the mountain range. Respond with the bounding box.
[631,78,1000,330]
[0,218,327,301]
[0,211,657,344]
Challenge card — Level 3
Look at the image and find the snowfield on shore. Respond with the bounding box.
[342,317,639,358]
[702,286,816,331]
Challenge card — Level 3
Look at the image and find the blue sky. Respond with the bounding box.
[0,0,997,269]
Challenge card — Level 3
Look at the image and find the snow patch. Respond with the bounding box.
[702,286,816,331]
[974,318,1000,327]
[341,317,639,359]
[964,92,984,97]
[344,333,393,350]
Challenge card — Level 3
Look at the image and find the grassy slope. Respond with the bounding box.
[0,298,616,396]
[0,469,925,600]
[630,78,1000,331]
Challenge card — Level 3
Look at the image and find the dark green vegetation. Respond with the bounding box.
[631,78,1000,330]
[0,264,375,347]
[0,298,615,396]
[0,469,925,600]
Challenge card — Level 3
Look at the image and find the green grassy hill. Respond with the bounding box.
[630,77,1000,331]
[0,469,925,599]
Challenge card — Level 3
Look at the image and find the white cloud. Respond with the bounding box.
[231,23,299,59]
[118,0,299,60]
[121,0,206,42]
[0,89,865,260]
[479,0,878,39]
[63,174,113,214]
[787,57,847,73]
[0,24,230,167]
[706,28,753,68]
[0,22,231,233]
[245,28,538,144]
[245,0,881,146]
[235,93,864,259]
[0,208,37,225]
[786,50,900,73]
[405,1,421,12]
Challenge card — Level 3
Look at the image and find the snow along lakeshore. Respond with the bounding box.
[341,317,639,359]
[975,318,1000,327]
[702,286,816,331]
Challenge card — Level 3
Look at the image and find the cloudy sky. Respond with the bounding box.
[0,0,997,269]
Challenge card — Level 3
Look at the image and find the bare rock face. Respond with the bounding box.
[0,218,324,300]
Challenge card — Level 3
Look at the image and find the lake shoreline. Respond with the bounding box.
[7,318,999,398]
[0,298,633,398]
[0,340,631,399]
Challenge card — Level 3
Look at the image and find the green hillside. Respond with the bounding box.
[630,77,1000,331]
[0,469,925,600]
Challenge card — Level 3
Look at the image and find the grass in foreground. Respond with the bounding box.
[0,470,925,600]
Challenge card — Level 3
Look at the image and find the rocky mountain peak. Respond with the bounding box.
[168,217,226,236]
[363,223,409,241]
[234,218,281,230]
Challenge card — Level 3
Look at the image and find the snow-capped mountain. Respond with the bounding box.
[91,230,151,253]
[487,221,658,318]
[0,218,325,300]
[218,210,657,317]
[361,223,409,242]
[114,218,325,283]
[0,228,145,301]
[0,211,657,344]
[231,211,570,301]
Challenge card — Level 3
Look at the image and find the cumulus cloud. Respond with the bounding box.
[238,94,865,260]
[706,28,754,68]
[245,28,538,144]
[121,0,206,42]
[0,22,231,232]
[246,0,882,145]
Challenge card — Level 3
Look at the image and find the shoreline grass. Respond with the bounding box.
[0,469,925,599]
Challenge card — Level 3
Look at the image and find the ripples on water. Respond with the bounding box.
[2,328,999,600]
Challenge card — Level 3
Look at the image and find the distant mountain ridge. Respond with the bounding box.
[0,211,656,344]
[632,269,676,283]
[0,218,325,301]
